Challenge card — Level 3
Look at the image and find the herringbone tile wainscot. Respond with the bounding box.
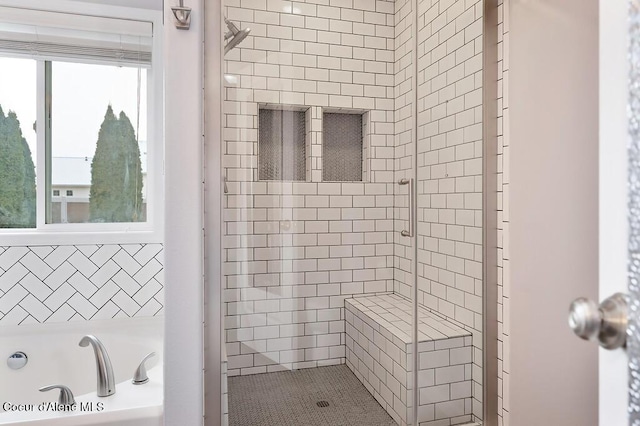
[0,244,164,325]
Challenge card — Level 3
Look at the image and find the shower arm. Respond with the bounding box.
[224,17,239,40]
[224,17,251,55]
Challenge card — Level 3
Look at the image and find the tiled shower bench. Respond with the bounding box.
[345,293,474,426]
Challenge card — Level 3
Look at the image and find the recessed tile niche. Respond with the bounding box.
[258,107,307,181]
[322,112,364,182]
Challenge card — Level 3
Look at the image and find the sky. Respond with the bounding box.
[0,57,148,159]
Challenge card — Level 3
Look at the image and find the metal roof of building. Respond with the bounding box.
[51,142,148,186]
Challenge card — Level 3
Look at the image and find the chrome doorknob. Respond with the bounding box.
[568,293,628,350]
[568,298,601,340]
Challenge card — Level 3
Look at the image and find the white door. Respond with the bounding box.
[587,1,629,424]
[571,1,634,424]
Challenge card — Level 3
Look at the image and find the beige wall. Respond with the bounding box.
[506,0,599,425]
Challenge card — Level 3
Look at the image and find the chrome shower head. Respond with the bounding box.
[224,17,251,55]
[225,28,250,54]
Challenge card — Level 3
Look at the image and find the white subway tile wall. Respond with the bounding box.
[223,0,397,376]
[393,0,415,304]
[415,0,484,421]
[497,0,509,424]
[0,244,164,325]
[222,353,230,426]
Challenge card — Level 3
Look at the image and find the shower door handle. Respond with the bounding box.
[399,178,414,238]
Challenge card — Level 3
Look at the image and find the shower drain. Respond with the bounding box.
[316,401,330,408]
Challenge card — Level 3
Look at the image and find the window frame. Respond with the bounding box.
[0,1,164,246]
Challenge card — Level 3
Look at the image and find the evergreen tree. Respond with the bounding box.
[90,105,143,223]
[0,105,36,228]
[21,136,36,226]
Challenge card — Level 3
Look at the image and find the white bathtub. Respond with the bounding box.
[0,316,163,425]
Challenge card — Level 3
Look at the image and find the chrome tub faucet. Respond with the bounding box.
[79,335,115,397]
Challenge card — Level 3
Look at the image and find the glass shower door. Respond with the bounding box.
[219,0,495,423]
[221,0,406,424]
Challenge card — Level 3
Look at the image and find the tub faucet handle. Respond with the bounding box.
[132,352,156,385]
[39,384,76,406]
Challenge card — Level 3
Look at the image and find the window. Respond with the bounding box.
[0,57,36,228]
[50,62,148,224]
[0,6,161,235]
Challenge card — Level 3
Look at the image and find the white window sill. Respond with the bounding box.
[0,229,163,246]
